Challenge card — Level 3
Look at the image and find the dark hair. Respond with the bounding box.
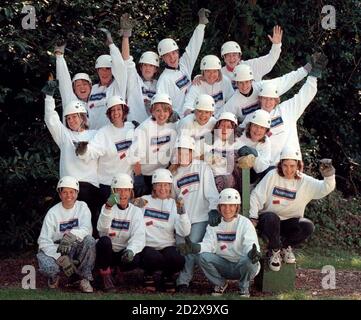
[245,122,269,144]
[277,159,304,180]
[106,104,129,122]
[65,113,89,131]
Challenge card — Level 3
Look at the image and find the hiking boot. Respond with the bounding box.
[269,249,281,271]
[211,281,228,296]
[161,275,176,293]
[176,284,190,293]
[47,275,59,289]
[80,279,93,293]
[66,273,81,287]
[282,246,296,264]
[239,288,250,298]
[143,274,156,292]
[100,267,116,293]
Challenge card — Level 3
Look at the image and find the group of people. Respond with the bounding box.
[38,8,336,296]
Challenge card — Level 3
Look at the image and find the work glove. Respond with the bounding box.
[319,158,335,177]
[57,255,77,277]
[131,197,148,208]
[237,146,258,157]
[54,41,66,55]
[57,232,78,256]
[99,27,114,46]
[106,193,120,208]
[75,141,88,156]
[177,236,201,255]
[176,197,185,215]
[121,249,134,263]
[120,13,134,37]
[237,154,256,169]
[308,52,328,78]
[167,111,180,123]
[247,243,262,264]
[208,209,221,227]
[198,8,211,25]
[41,73,58,97]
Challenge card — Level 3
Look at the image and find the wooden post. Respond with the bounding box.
[242,168,250,217]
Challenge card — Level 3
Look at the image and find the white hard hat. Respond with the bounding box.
[57,176,79,191]
[152,168,173,184]
[158,38,179,56]
[219,188,241,205]
[107,95,127,111]
[151,93,172,106]
[64,100,87,116]
[259,82,279,98]
[250,109,271,128]
[139,51,160,67]
[233,64,254,82]
[175,135,196,150]
[111,173,133,190]
[200,55,222,70]
[217,112,238,125]
[95,54,112,68]
[72,73,92,85]
[280,146,302,161]
[195,94,215,112]
[221,41,242,57]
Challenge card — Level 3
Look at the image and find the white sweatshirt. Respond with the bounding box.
[241,76,318,164]
[140,195,191,250]
[172,160,219,224]
[38,201,93,260]
[125,56,157,123]
[203,136,241,177]
[88,44,127,130]
[182,77,234,118]
[77,122,135,186]
[200,215,260,266]
[128,117,177,176]
[236,134,272,173]
[97,203,145,254]
[221,43,282,88]
[176,114,216,158]
[156,24,205,115]
[222,66,308,123]
[249,169,336,220]
[44,96,99,187]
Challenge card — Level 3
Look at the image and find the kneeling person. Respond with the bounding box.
[37,176,96,293]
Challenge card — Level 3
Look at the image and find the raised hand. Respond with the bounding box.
[268,25,283,44]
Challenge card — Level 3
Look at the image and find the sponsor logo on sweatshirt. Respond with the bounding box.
[111,219,130,230]
[59,219,79,232]
[217,232,236,242]
[150,135,171,146]
[175,75,190,90]
[242,103,260,116]
[272,186,297,200]
[115,140,132,152]
[212,91,223,103]
[142,87,156,99]
[144,208,170,221]
[89,92,106,101]
[177,173,200,189]
[271,116,284,128]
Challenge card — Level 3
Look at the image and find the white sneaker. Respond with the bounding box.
[282,246,296,264]
[80,279,94,293]
[211,281,228,296]
[269,249,281,271]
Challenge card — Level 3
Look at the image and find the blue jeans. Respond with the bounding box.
[198,252,260,291]
[176,221,208,286]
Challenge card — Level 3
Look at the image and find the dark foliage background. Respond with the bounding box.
[0,0,360,252]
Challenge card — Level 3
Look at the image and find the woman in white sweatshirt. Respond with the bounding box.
[177,188,261,297]
[249,146,336,272]
[37,176,96,293]
[44,90,100,237]
[95,173,145,292]
[133,169,191,293]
